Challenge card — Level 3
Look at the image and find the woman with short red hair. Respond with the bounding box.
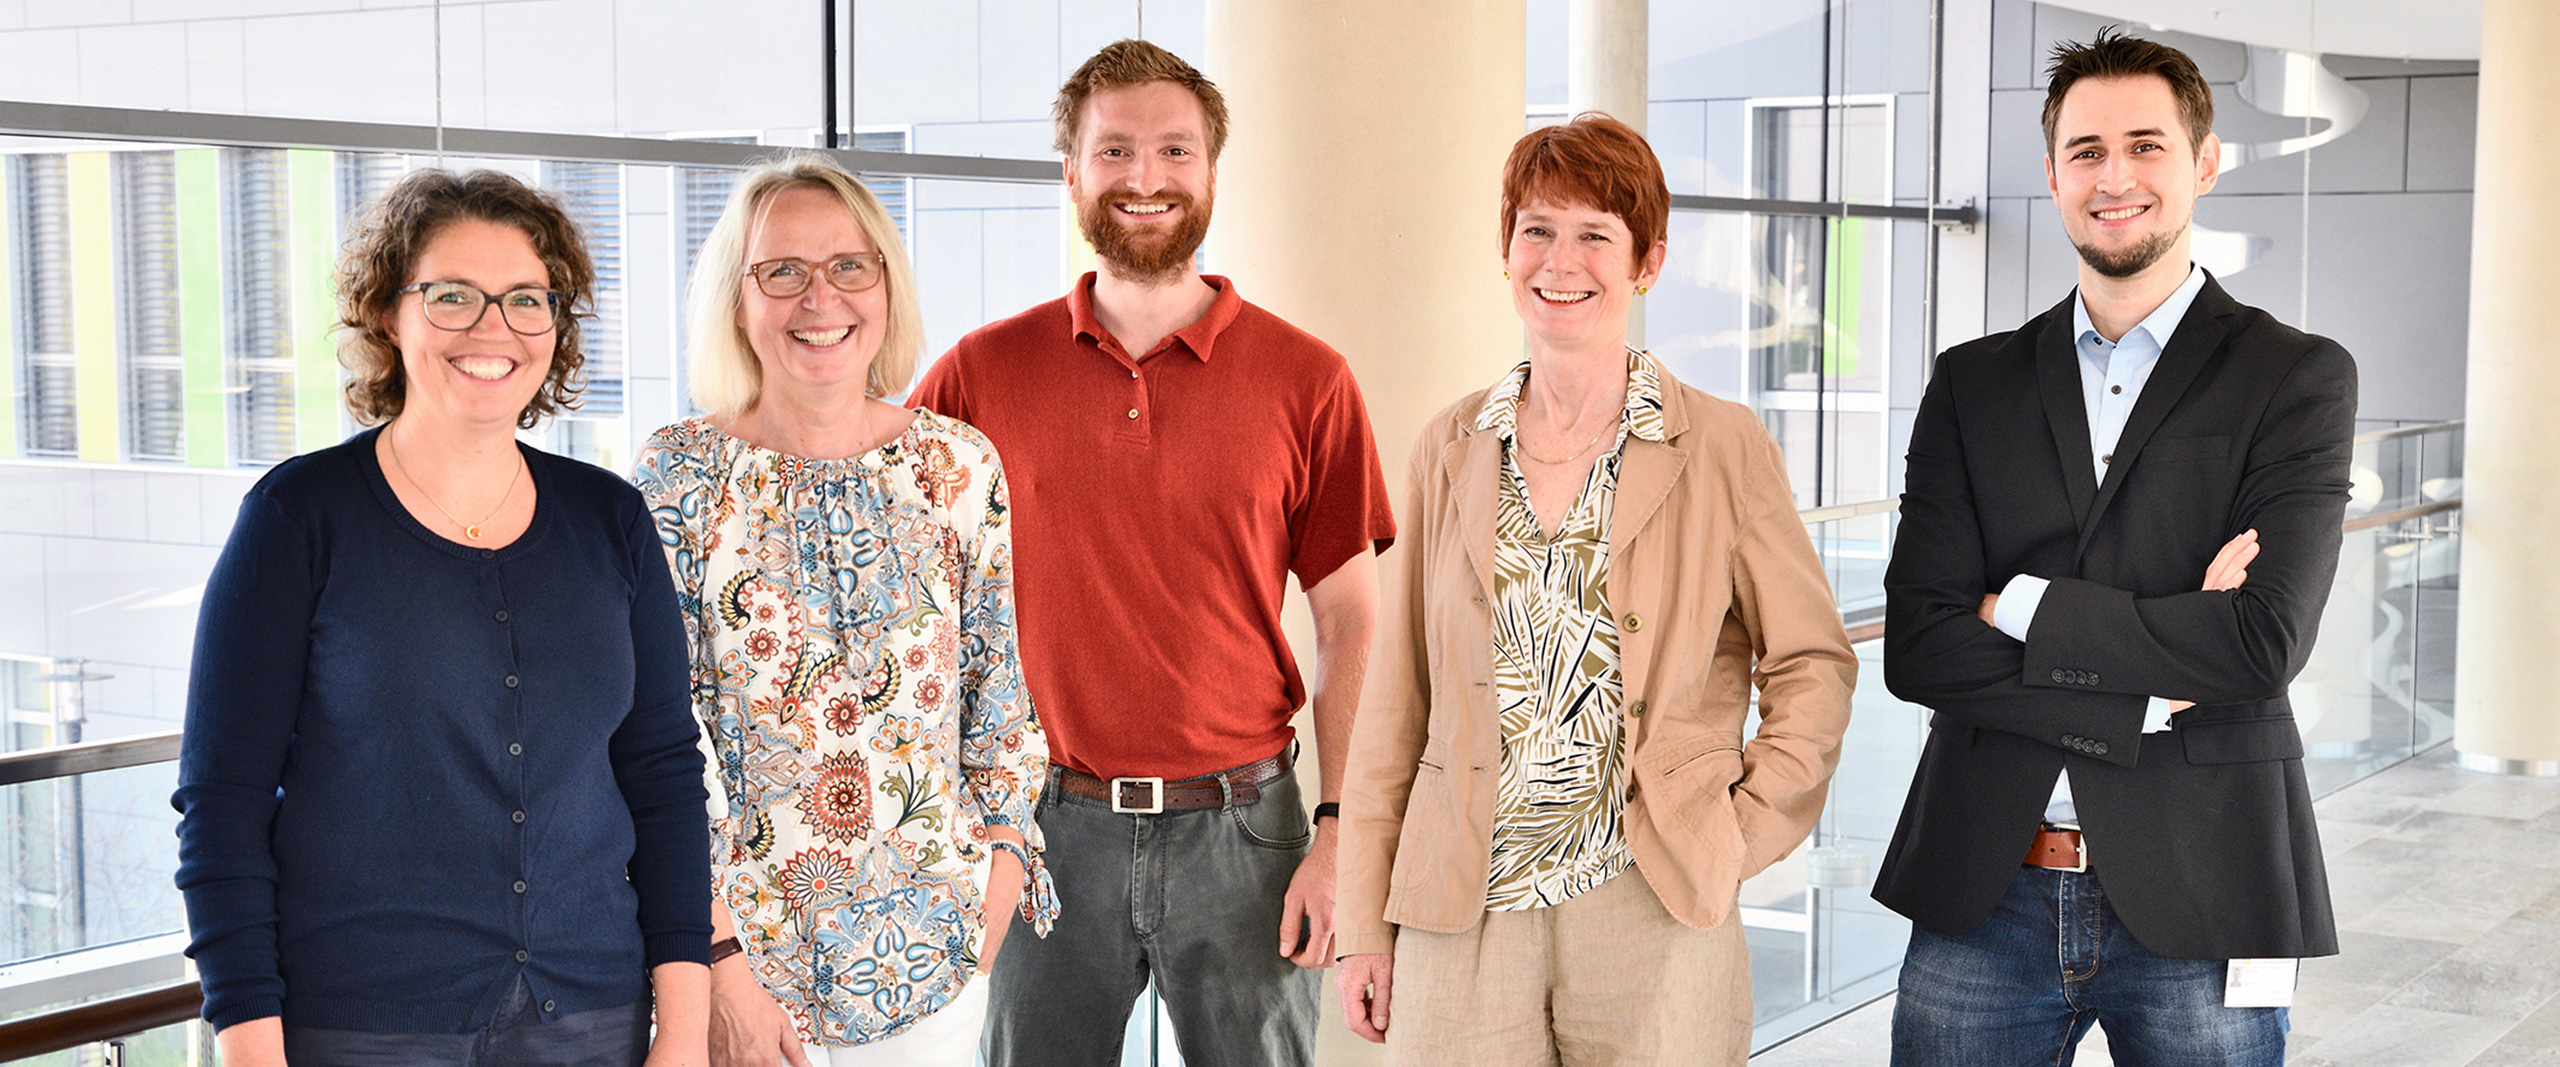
[1331,113,1858,1065]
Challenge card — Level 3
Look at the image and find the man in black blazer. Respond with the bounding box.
[1875,30,2354,1065]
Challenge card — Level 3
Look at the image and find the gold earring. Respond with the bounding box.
[1503,271,1510,280]
[1637,285,1650,295]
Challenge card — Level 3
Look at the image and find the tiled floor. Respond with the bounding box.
[1753,745,2560,1066]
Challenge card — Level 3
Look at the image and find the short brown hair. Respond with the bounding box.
[336,169,594,428]
[1053,39,1230,161]
[2041,28,2215,155]
[683,152,924,414]
[1498,112,1669,270]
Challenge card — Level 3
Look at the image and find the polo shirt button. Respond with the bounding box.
[543,1000,556,1013]
[512,810,526,824]
[1628,699,1647,717]
[509,743,523,756]
[514,880,528,893]
[494,609,509,623]
[515,949,529,962]
[504,675,519,688]
[1623,613,1643,632]
[1126,408,1140,419]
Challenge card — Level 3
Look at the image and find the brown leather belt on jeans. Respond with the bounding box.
[2024,824,2087,872]
[1056,747,1293,814]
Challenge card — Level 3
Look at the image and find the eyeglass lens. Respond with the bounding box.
[750,256,884,298]
[416,282,560,335]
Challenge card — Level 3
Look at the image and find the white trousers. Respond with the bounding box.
[802,978,990,1067]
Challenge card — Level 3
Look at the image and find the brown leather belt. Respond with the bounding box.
[1056,747,1293,814]
[2024,824,2088,872]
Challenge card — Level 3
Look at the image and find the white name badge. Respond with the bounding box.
[2225,958,2298,1007]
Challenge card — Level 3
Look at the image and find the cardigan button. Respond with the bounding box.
[1628,699,1648,717]
[512,810,526,824]
[504,675,519,688]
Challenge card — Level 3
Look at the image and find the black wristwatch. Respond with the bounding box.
[1313,802,1341,823]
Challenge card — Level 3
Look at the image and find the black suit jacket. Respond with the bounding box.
[1873,276,2354,960]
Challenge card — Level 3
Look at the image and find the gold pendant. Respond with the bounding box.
[464,525,483,541]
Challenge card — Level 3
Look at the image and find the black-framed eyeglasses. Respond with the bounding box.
[745,254,887,299]
[395,281,565,335]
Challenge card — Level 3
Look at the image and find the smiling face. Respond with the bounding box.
[391,217,557,430]
[1066,79,1216,284]
[735,184,888,410]
[1505,198,1666,356]
[2045,73,2221,283]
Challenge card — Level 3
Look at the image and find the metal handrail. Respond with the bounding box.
[2355,419,2462,445]
[0,730,180,788]
[1799,497,1901,525]
[0,980,199,1060]
[2341,496,2462,534]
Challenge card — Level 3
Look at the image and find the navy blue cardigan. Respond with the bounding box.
[173,429,710,1033]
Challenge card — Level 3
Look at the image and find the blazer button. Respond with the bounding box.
[1628,699,1648,717]
[2084,671,2100,686]
[2051,669,2068,684]
[2089,740,2109,755]
[1623,613,1643,632]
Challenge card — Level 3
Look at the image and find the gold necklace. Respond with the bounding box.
[385,424,523,541]
[1515,416,1618,465]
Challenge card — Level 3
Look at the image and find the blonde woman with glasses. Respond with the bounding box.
[635,153,1055,1067]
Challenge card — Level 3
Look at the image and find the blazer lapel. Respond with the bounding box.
[2036,295,2099,529]
[1444,426,1501,601]
[2077,279,2234,556]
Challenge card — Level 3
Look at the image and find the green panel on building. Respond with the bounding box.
[177,149,227,468]
[289,148,339,453]
[68,152,117,463]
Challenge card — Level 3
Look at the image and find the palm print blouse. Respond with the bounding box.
[1472,350,1668,910]
[635,413,1057,1046]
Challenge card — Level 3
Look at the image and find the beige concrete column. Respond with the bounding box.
[1569,0,1647,347]
[1568,0,1648,130]
[1205,0,1526,481]
[2453,0,2560,776]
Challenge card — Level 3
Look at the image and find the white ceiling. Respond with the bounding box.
[2036,0,2482,61]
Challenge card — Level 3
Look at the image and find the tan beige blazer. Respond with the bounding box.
[1336,364,1857,956]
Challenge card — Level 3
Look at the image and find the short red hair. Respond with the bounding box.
[1498,112,1669,273]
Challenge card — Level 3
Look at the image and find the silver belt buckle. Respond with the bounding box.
[1111,776,1165,814]
[2054,821,2088,872]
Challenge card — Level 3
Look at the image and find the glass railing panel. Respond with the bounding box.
[1742,510,1923,1052]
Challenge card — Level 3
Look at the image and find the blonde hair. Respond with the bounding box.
[684,152,923,414]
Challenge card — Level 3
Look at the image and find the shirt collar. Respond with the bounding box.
[1066,271,1245,363]
[1472,348,1670,445]
[2073,262,2207,355]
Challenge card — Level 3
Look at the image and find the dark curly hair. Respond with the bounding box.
[336,168,595,428]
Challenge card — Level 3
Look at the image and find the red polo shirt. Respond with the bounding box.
[911,273,1395,780]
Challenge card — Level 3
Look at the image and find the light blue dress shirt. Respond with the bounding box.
[1989,263,2207,823]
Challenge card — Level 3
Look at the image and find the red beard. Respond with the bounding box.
[1078,191,1213,284]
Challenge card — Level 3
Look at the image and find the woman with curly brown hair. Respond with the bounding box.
[174,168,712,1067]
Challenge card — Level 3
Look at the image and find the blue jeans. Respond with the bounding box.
[982,762,1321,1067]
[1891,866,2287,1067]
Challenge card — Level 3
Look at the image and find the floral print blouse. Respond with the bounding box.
[1472,350,1669,910]
[636,413,1057,1046]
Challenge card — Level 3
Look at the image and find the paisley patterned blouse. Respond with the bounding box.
[635,413,1057,1046]
[1473,350,1668,910]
